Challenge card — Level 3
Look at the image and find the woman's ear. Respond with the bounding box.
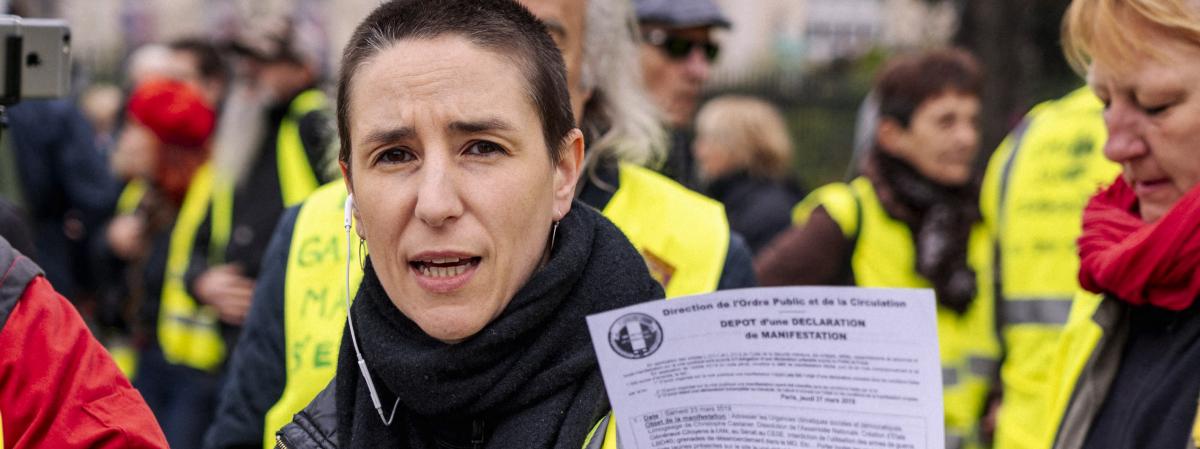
[552,128,585,218]
[876,117,909,158]
[341,161,368,239]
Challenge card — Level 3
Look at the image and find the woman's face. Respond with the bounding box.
[879,91,980,187]
[345,36,582,343]
[1090,38,1200,222]
[692,133,736,181]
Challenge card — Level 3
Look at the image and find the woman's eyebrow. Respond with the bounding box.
[362,126,415,147]
[449,118,516,134]
[360,118,514,146]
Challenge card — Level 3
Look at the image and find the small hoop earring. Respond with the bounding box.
[358,238,368,271]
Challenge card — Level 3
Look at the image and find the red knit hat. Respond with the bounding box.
[126,78,215,148]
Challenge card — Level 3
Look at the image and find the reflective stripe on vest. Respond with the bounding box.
[815,177,1000,449]
[162,91,329,371]
[263,182,362,448]
[117,179,148,215]
[602,163,727,298]
[158,163,226,371]
[981,87,1119,449]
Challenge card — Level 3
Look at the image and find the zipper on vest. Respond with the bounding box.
[274,434,290,449]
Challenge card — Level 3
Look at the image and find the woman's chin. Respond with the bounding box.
[394,294,497,344]
[417,317,488,344]
[1139,203,1169,223]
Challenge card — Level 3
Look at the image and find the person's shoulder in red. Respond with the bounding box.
[0,252,168,448]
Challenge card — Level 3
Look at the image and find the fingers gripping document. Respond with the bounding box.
[587,287,944,449]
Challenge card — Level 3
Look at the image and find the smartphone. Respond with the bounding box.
[0,17,70,102]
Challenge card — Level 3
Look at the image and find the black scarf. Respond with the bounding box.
[865,150,980,314]
[336,201,664,448]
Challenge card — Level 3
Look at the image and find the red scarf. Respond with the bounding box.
[1078,176,1200,310]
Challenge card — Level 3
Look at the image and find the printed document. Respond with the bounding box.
[586,287,943,449]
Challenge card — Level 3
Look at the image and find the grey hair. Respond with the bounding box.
[579,0,666,169]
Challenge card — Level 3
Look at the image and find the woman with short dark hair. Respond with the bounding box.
[754,48,994,449]
[276,1,662,448]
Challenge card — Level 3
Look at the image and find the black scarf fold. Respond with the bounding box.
[337,201,664,448]
[865,150,980,314]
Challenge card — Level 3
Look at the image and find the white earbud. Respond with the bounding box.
[340,189,399,426]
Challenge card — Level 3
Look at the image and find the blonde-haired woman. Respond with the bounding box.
[1047,1,1200,449]
[693,95,803,253]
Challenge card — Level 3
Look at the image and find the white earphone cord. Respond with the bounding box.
[345,215,400,426]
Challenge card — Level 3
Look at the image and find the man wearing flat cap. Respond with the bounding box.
[635,0,730,189]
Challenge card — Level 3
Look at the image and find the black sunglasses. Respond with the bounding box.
[644,29,720,62]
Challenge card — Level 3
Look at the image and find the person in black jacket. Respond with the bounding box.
[7,99,120,301]
[693,95,804,254]
[275,1,662,447]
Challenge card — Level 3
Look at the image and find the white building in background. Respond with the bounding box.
[710,0,957,86]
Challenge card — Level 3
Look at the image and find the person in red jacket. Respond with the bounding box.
[0,234,168,449]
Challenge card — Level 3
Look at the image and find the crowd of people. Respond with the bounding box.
[0,0,1197,448]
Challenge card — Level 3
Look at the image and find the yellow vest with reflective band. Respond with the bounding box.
[979,87,1119,449]
[798,177,1001,449]
[160,90,329,371]
[602,163,728,298]
[263,182,362,448]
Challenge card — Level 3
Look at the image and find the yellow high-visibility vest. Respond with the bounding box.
[263,164,730,447]
[159,90,329,371]
[602,163,728,298]
[796,177,1001,449]
[158,163,226,371]
[263,182,362,447]
[979,87,1118,449]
